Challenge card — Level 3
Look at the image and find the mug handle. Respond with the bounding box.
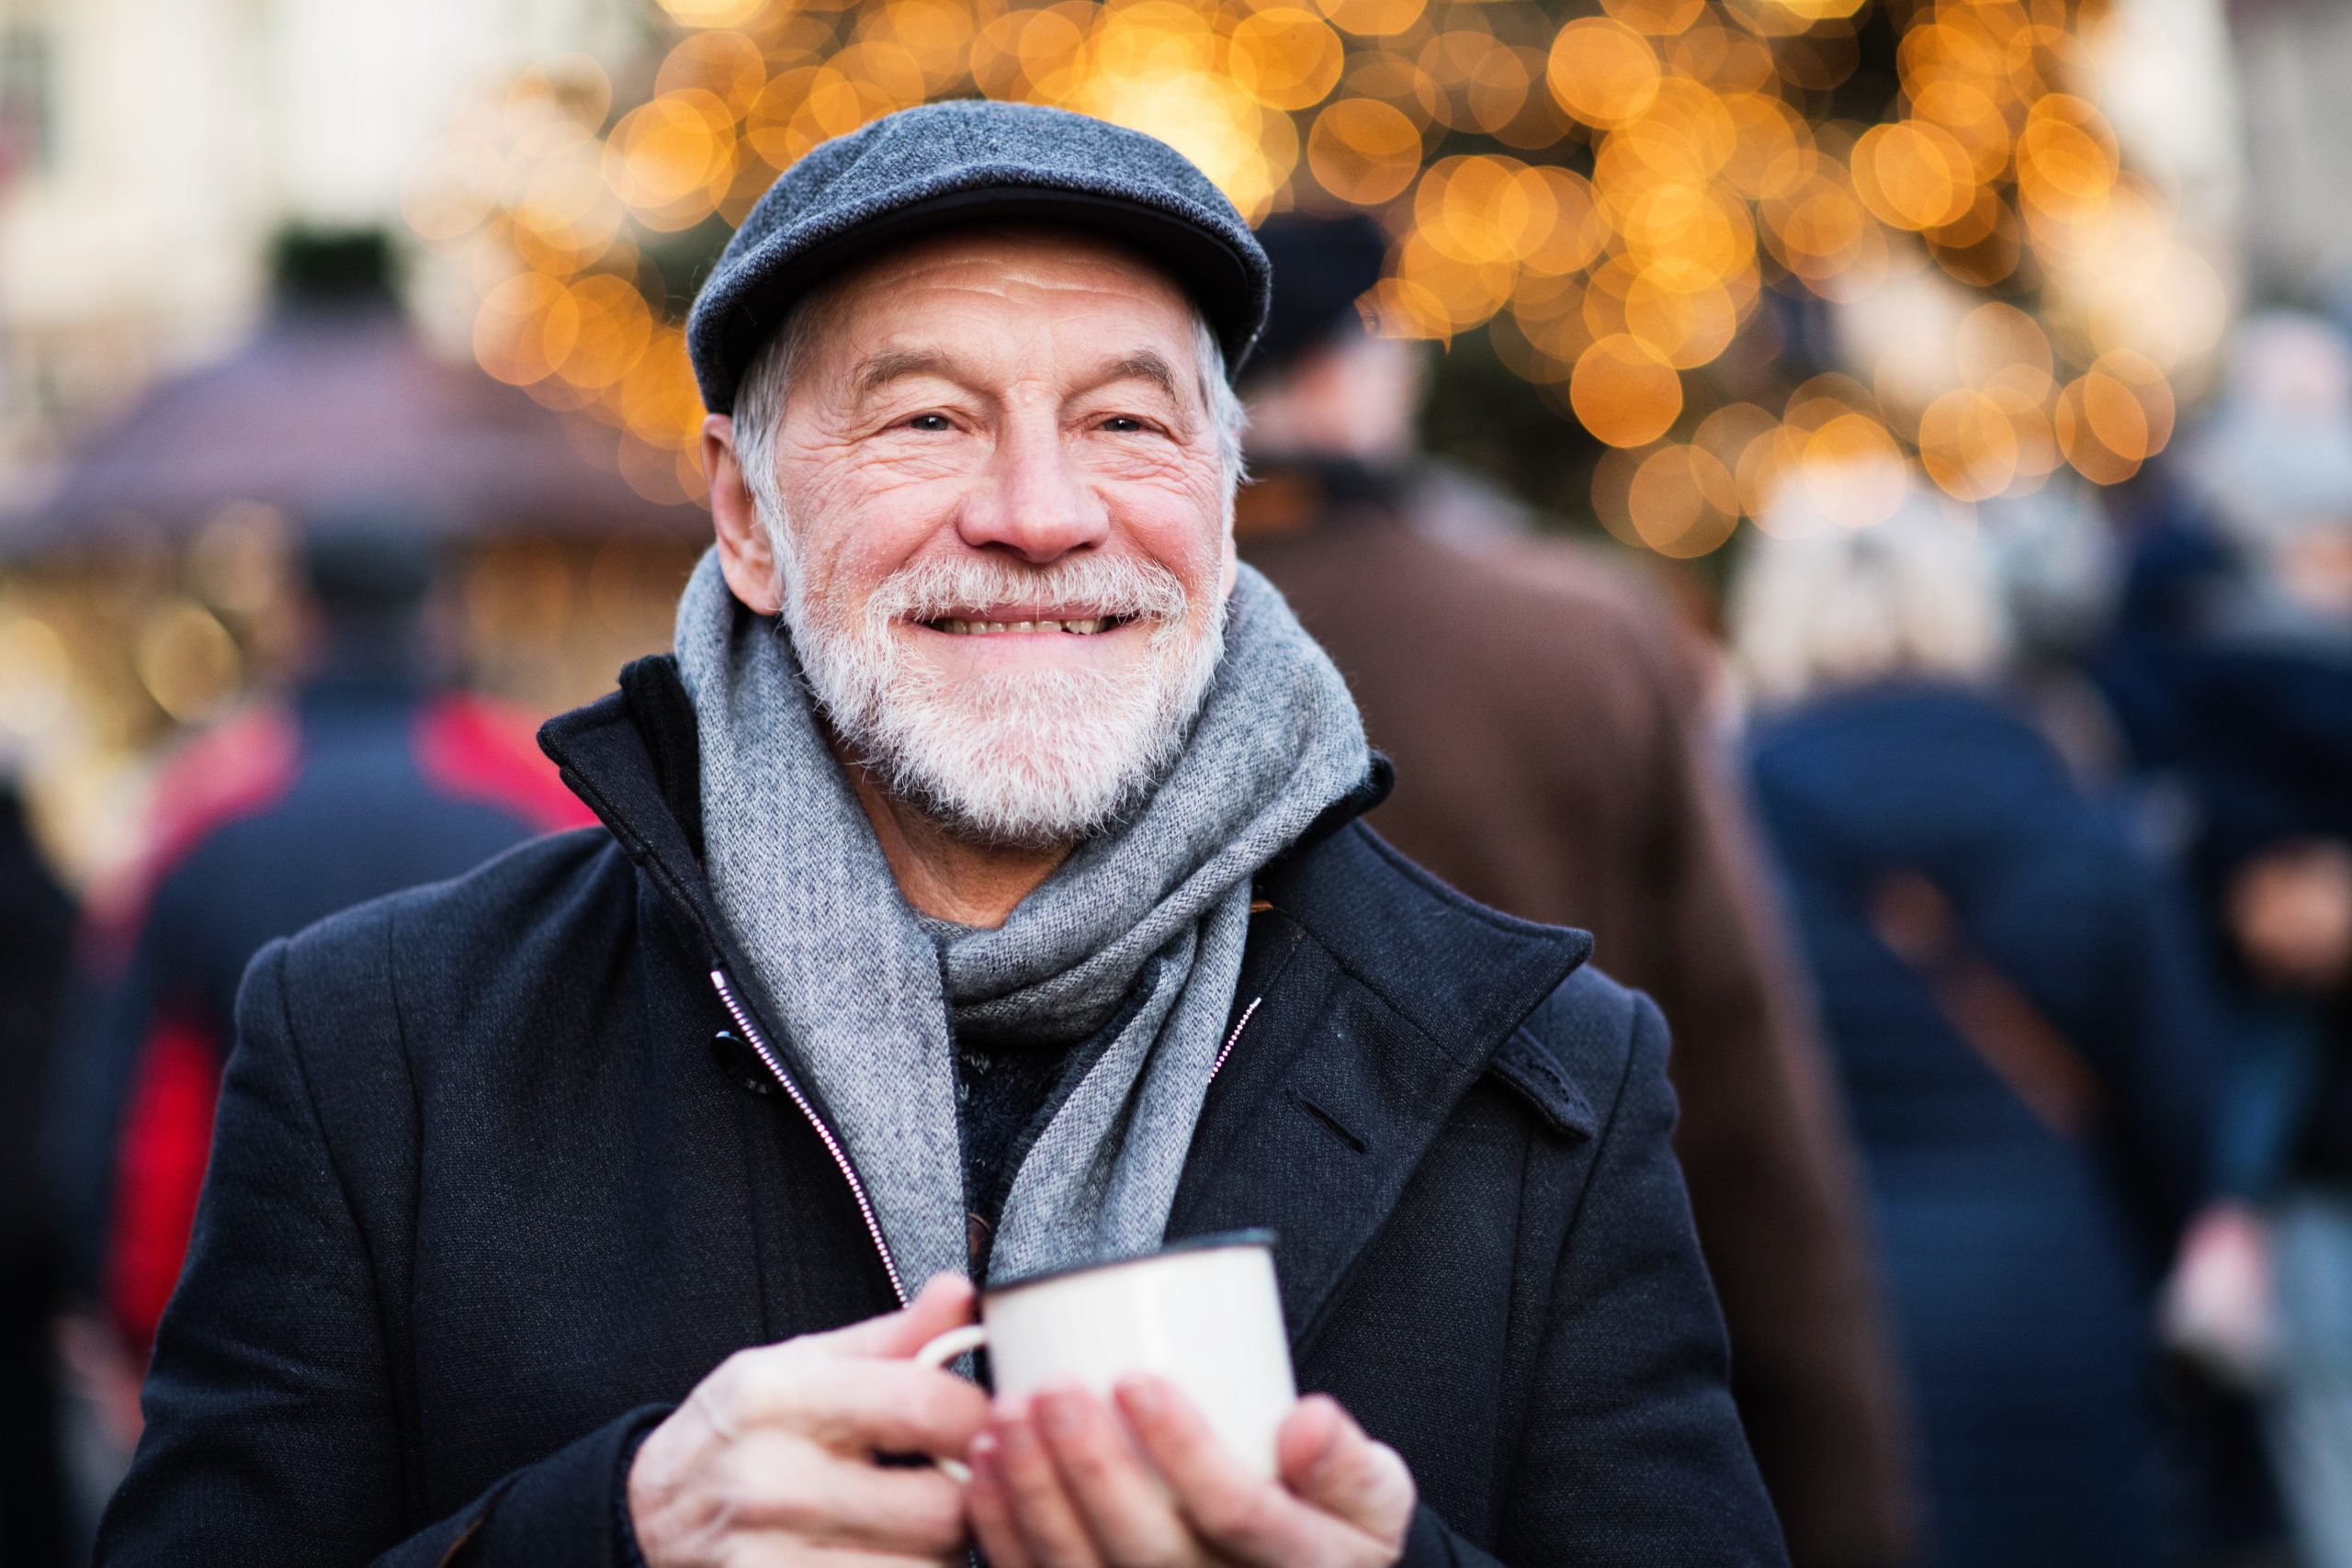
[911,1324,989,1482]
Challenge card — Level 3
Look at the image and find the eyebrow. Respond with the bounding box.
[852,349,955,402]
[844,345,1188,410]
[1103,351,1181,405]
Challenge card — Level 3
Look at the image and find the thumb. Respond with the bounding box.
[812,1273,977,1360]
[1278,1395,1417,1541]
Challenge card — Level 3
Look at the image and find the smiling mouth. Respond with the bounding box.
[923,615,1136,636]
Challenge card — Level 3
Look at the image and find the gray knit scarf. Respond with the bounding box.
[673,550,1367,1294]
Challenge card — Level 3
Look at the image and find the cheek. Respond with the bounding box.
[780,456,962,600]
[1102,460,1229,588]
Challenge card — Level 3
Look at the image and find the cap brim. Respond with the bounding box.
[710,184,1262,410]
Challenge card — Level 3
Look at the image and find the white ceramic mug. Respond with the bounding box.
[915,1230,1296,1481]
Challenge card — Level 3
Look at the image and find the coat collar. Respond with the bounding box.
[539,656,723,962]
[543,657,1598,1345]
[1170,820,1593,1351]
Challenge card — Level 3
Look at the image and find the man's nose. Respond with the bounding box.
[955,412,1111,562]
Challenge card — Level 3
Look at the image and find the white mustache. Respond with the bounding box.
[863,554,1192,630]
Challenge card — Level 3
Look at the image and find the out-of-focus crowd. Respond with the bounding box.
[2,218,2351,1568]
[1238,216,2352,1568]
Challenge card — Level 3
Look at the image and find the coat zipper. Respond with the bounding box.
[1209,995,1261,1085]
[710,971,1265,1311]
[710,967,909,1306]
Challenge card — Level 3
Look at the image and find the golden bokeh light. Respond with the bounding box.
[1852,120,1974,231]
[1917,389,2020,501]
[417,0,2211,559]
[1623,263,1741,368]
[1602,0,1708,35]
[1627,443,1741,557]
[657,31,767,118]
[475,273,580,387]
[1307,96,1423,203]
[1547,18,1663,130]
[1229,8,1347,110]
[1572,335,1685,448]
[1314,0,1429,40]
[1519,166,1611,276]
[2017,94,2119,220]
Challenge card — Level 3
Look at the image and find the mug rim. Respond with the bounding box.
[983,1228,1276,1303]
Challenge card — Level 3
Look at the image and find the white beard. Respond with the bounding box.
[770,531,1227,848]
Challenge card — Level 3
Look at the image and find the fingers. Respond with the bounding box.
[1114,1375,1310,1565]
[1034,1386,1193,1565]
[812,1272,978,1359]
[1275,1395,1418,1544]
[981,1404,1109,1568]
[967,1431,1040,1568]
[722,1433,970,1554]
[731,1353,990,1457]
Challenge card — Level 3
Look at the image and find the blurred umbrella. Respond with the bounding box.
[1,296,704,558]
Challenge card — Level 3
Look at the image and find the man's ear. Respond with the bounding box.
[705,412,784,615]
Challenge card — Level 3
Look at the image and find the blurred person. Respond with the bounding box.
[0,778,75,1565]
[52,518,592,1372]
[1733,481,2221,1568]
[2119,311,2352,1568]
[102,105,1784,1565]
[1236,211,1911,1568]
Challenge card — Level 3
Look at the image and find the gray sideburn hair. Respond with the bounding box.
[729,281,1249,576]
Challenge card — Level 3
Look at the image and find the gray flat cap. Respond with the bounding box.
[685,101,1272,414]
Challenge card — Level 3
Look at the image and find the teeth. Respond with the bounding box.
[931,616,1114,635]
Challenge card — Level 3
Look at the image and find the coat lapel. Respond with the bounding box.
[1168,823,1593,1356]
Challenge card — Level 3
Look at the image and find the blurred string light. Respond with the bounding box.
[400,0,2225,553]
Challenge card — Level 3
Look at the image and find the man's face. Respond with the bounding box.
[730,225,1236,846]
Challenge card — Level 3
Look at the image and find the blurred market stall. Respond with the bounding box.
[0,234,702,887]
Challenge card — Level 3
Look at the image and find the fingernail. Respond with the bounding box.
[1039,1390,1082,1437]
[1000,1416,1039,1459]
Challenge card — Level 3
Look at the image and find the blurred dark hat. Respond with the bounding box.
[301,514,439,619]
[1245,211,1389,385]
[687,101,1272,413]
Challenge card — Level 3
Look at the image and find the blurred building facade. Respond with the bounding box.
[2233,0,2352,296]
[0,0,642,493]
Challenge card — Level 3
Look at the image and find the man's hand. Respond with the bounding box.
[628,1274,989,1566]
[966,1375,1416,1567]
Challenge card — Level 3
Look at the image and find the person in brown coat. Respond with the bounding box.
[1236,213,1914,1568]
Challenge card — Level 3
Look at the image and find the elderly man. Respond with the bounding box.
[101,104,1781,1567]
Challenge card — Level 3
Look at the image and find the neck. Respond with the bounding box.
[840,756,1069,929]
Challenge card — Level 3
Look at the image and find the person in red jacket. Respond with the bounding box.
[55,520,592,1364]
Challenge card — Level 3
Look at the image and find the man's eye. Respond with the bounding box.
[1101,416,1147,434]
[906,413,953,432]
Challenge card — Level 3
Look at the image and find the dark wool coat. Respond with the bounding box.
[99,656,1784,1567]
[1748,681,2218,1568]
